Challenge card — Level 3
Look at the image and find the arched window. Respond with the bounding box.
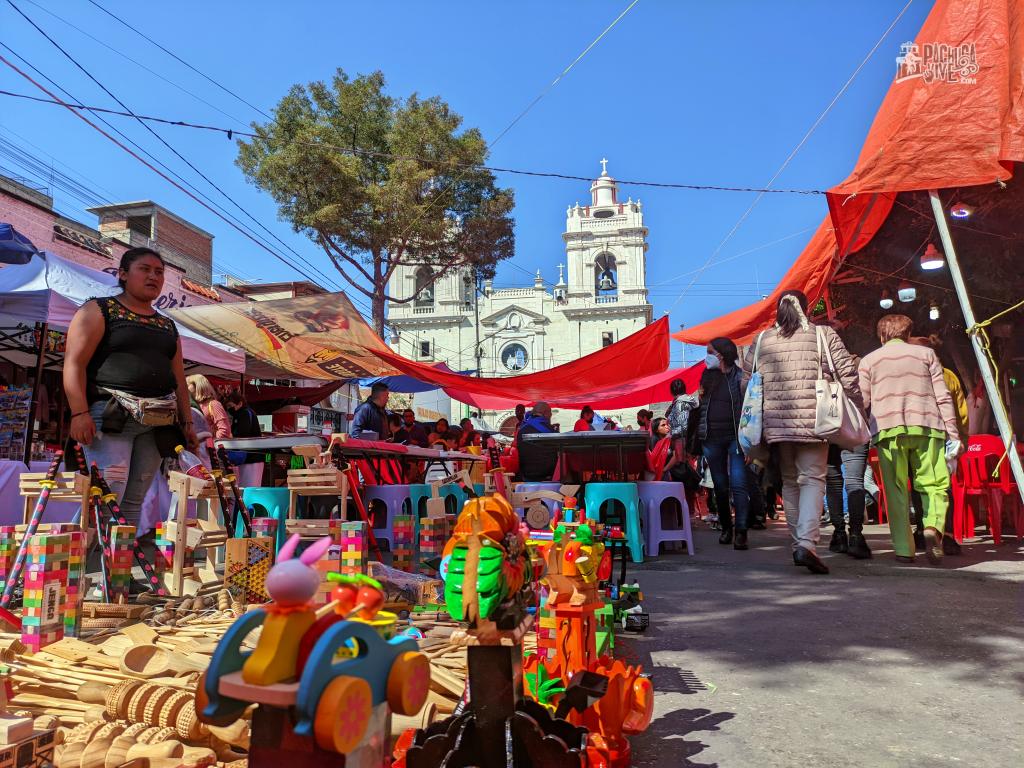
[594,253,617,295]
[414,266,435,306]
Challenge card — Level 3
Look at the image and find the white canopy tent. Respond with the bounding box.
[0,252,245,373]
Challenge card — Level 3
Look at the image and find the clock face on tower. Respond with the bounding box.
[502,343,529,372]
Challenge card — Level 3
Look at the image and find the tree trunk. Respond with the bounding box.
[372,292,386,339]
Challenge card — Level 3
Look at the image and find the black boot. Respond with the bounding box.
[719,528,734,545]
[942,537,962,555]
[794,546,829,574]
[829,528,849,554]
[847,532,872,559]
[733,530,748,550]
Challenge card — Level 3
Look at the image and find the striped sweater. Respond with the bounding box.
[858,340,959,440]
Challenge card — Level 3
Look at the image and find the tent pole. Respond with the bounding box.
[24,321,47,465]
[928,189,1024,503]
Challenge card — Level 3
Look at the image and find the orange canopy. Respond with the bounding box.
[675,0,1024,346]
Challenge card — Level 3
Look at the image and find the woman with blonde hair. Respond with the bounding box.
[186,375,232,444]
[742,290,862,574]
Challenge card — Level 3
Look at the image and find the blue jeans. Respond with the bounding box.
[81,400,163,528]
[702,436,750,531]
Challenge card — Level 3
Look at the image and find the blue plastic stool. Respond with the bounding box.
[583,482,643,563]
[473,483,485,497]
[637,481,694,556]
[514,482,563,521]
[241,487,290,551]
[407,483,434,538]
[363,485,416,550]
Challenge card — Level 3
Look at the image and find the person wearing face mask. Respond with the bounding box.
[695,337,751,550]
[743,290,862,574]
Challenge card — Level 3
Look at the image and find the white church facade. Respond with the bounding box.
[385,161,654,431]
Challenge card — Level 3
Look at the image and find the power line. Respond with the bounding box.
[666,0,916,315]
[84,0,272,121]
[0,89,828,196]
[5,0,345,297]
[19,0,249,127]
[0,51,354,295]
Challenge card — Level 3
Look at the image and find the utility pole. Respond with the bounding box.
[474,267,482,377]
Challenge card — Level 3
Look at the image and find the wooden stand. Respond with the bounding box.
[18,471,90,530]
[286,467,348,538]
[162,472,228,597]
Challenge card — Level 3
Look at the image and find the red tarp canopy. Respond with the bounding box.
[446,361,706,411]
[372,316,671,405]
[675,0,1024,347]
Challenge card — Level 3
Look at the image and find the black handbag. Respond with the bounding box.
[670,460,702,493]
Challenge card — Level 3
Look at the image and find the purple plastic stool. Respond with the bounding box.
[637,481,694,555]
[363,485,415,550]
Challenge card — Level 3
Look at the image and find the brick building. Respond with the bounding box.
[0,174,231,309]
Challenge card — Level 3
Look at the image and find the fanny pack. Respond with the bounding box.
[104,388,178,427]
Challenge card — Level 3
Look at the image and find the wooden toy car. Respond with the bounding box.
[196,608,430,765]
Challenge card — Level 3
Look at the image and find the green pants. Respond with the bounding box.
[876,434,950,557]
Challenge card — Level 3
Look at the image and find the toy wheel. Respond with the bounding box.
[194,671,246,726]
[314,675,372,753]
[386,651,430,715]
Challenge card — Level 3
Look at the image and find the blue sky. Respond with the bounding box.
[0,0,933,364]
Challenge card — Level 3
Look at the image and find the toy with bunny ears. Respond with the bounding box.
[241,534,334,686]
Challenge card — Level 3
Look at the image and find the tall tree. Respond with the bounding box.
[236,69,514,335]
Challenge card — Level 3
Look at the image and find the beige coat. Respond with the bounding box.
[743,324,863,444]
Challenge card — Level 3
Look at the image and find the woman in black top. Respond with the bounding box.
[694,337,751,550]
[64,247,196,527]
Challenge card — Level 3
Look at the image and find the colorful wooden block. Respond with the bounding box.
[21,533,69,653]
[63,530,85,638]
[105,525,135,603]
[0,527,17,596]
[338,521,367,576]
[251,517,279,543]
[391,514,415,572]
[417,515,449,575]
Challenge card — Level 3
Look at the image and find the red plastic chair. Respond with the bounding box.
[960,436,1024,542]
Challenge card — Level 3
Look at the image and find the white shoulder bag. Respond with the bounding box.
[813,326,870,449]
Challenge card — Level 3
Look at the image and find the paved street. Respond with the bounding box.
[624,519,1024,767]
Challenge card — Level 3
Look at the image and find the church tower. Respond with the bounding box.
[563,160,649,307]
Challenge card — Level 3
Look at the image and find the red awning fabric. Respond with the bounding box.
[675,0,1024,347]
[826,0,1024,256]
[446,361,706,411]
[373,316,670,406]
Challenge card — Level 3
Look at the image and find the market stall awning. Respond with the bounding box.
[445,360,705,411]
[359,363,470,394]
[0,224,38,265]
[171,294,672,402]
[0,252,246,372]
[675,0,1024,347]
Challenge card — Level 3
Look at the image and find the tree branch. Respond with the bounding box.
[318,236,375,284]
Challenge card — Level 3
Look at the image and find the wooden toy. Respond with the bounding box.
[417,515,448,575]
[224,537,274,605]
[106,525,136,603]
[0,664,32,743]
[162,471,228,597]
[241,535,332,685]
[1,453,64,608]
[391,514,416,572]
[20,532,69,653]
[197,556,430,767]
[0,528,16,597]
[338,521,367,576]
[442,494,530,633]
[286,463,348,526]
[63,530,85,638]
[89,463,165,596]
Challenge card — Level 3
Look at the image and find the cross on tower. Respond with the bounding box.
[600,158,608,175]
